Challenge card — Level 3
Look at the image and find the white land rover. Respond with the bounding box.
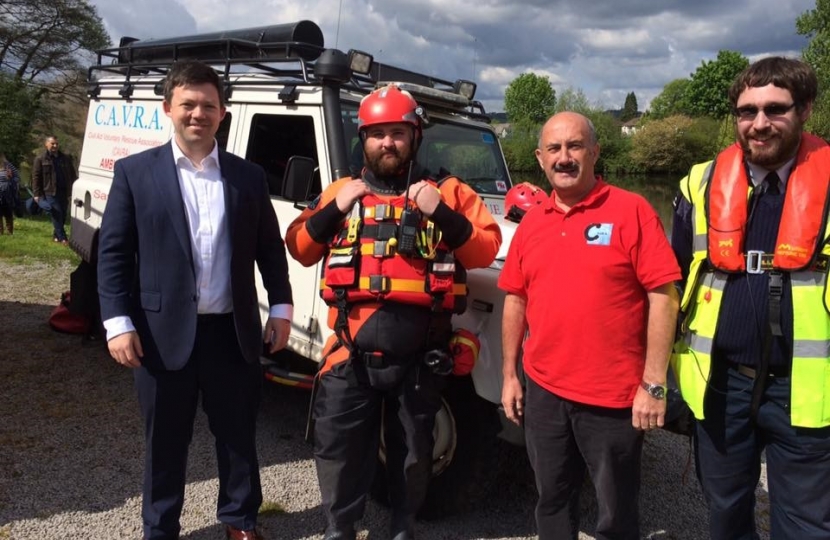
[68,20,522,518]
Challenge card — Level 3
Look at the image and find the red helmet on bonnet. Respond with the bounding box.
[505,182,547,222]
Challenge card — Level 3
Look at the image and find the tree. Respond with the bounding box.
[629,115,721,173]
[620,92,638,122]
[501,118,543,173]
[685,50,749,119]
[503,73,556,124]
[1,0,110,93]
[648,79,691,119]
[555,87,592,114]
[1,0,109,166]
[0,75,41,166]
[797,0,830,139]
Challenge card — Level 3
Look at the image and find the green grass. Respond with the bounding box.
[0,214,81,266]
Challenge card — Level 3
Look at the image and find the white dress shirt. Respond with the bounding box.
[104,139,292,340]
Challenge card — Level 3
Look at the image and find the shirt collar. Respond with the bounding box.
[544,177,609,213]
[171,139,220,170]
[746,157,795,190]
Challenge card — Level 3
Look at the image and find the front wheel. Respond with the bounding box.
[371,376,503,519]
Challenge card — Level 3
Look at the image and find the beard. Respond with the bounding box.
[738,119,803,169]
[365,146,413,177]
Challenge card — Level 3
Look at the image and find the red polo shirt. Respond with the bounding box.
[498,179,681,408]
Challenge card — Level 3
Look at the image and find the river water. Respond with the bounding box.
[510,171,680,233]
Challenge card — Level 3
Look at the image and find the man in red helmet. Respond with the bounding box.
[286,85,501,540]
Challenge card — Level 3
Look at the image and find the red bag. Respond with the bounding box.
[449,328,480,376]
[49,291,90,334]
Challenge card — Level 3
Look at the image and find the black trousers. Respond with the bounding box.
[134,314,263,540]
[524,376,644,540]
[313,353,443,531]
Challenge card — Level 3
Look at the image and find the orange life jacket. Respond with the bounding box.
[320,186,467,313]
[707,133,830,272]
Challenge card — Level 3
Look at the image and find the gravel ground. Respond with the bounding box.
[0,259,771,540]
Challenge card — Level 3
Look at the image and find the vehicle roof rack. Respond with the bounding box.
[86,20,488,117]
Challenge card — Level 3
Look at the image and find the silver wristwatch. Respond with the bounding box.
[640,380,667,400]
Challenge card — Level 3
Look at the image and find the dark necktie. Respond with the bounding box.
[764,171,780,195]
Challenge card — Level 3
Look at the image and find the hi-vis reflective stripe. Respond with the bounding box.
[687,316,829,357]
[694,233,707,252]
[320,277,466,295]
[432,262,455,273]
[689,333,714,354]
[328,247,355,266]
[795,340,830,358]
[792,270,828,287]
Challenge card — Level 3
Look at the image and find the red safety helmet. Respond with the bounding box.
[358,84,422,139]
[505,182,547,223]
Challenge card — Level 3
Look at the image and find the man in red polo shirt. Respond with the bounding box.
[499,111,680,540]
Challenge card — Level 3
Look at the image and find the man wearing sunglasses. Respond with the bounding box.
[671,56,830,539]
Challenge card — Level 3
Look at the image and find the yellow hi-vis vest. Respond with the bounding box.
[672,143,830,428]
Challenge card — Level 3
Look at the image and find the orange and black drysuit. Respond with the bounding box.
[286,165,501,535]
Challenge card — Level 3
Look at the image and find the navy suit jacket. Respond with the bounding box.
[98,142,292,371]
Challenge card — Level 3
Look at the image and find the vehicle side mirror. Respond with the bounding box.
[282,156,317,202]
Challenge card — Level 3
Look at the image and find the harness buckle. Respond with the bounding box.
[368,275,391,294]
[372,204,394,221]
[373,240,392,258]
[746,250,764,274]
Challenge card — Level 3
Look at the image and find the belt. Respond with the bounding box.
[729,362,790,379]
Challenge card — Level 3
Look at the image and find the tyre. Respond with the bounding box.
[371,375,503,519]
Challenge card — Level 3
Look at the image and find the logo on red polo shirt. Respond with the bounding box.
[584,223,613,246]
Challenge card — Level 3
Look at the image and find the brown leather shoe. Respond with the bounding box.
[226,525,265,540]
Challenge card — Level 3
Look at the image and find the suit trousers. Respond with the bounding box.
[134,314,263,540]
[524,376,643,540]
[696,361,830,540]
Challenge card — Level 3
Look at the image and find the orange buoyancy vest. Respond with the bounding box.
[707,133,830,272]
[320,188,467,313]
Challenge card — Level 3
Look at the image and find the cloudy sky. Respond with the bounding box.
[88,0,814,113]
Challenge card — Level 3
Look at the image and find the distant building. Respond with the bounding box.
[621,118,641,136]
[492,123,511,139]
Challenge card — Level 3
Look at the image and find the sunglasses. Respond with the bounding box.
[733,103,796,121]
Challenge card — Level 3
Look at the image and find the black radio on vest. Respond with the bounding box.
[397,208,421,255]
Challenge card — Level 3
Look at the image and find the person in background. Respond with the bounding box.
[671,56,830,539]
[286,84,501,540]
[500,111,680,540]
[32,135,76,244]
[97,60,293,540]
[0,151,21,235]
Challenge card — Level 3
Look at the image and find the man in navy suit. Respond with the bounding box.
[98,60,293,540]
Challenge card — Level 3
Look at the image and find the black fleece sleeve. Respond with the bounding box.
[305,200,348,244]
[429,201,473,250]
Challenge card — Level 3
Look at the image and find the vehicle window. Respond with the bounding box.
[340,103,510,195]
[245,114,320,198]
[216,113,232,151]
